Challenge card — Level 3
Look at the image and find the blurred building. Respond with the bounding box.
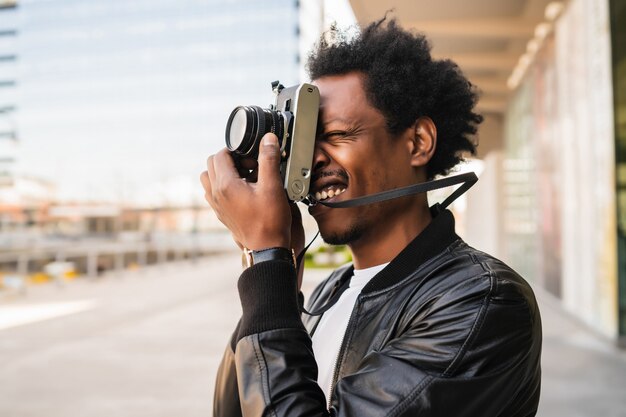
[4,0,302,204]
[501,0,618,342]
[0,0,18,187]
[0,0,353,222]
[0,0,316,279]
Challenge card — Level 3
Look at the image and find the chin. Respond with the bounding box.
[320,223,364,246]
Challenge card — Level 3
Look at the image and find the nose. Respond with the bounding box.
[311,140,330,173]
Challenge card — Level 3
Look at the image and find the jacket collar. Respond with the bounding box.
[344,208,459,294]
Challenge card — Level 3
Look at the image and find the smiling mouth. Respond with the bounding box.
[309,185,347,203]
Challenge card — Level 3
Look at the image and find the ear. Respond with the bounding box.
[407,117,437,168]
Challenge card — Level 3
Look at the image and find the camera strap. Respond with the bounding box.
[299,171,478,317]
[315,171,478,211]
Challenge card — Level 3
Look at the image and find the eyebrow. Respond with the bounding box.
[322,117,353,126]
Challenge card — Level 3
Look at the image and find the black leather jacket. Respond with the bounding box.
[214,209,542,416]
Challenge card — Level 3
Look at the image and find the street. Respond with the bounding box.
[1,252,625,416]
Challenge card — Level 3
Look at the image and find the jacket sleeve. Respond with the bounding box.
[229,260,541,417]
[213,321,243,417]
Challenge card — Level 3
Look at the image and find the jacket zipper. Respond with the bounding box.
[326,296,360,409]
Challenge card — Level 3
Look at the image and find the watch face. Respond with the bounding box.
[242,248,253,268]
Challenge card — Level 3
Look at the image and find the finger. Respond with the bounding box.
[206,155,227,207]
[212,148,240,183]
[257,133,283,191]
[206,155,215,181]
[200,171,215,208]
[200,170,211,193]
[206,155,217,192]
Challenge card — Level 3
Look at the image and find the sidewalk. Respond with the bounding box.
[0,255,625,416]
[535,288,626,417]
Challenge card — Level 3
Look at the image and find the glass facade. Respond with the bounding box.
[8,0,300,203]
[503,38,564,296]
[503,78,540,287]
[505,0,618,338]
[0,0,17,186]
[610,0,626,340]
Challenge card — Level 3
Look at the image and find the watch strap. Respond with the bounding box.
[242,247,296,268]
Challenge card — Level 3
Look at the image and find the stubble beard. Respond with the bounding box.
[320,221,364,246]
[318,204,382,246]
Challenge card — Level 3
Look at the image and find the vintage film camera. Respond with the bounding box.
[225,81,319,202]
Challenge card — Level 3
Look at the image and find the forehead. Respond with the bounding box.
[312,72,376,123]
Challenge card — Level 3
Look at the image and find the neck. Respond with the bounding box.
[348,201,432,269]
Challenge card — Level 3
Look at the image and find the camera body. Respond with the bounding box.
[225,81,319,202]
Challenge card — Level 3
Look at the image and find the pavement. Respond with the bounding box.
[535,289,626,417]
[0,252,625,417]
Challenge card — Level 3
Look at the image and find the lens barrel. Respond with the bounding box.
[225,105,284,159]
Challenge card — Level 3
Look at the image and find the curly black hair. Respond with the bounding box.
[307,18,482,179]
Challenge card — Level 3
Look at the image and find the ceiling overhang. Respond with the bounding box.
[348,0,564,115]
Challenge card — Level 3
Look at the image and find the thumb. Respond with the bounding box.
[257,133,283,190]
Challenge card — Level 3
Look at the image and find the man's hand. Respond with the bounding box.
[289,201,306,290]
[200,133,295,252]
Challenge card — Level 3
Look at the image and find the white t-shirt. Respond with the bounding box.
[311,262,389,403]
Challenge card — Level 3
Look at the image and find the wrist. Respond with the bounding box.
[242,247,296,269]
[244,234,290,252]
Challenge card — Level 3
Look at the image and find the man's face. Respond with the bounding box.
[308,72,421,245]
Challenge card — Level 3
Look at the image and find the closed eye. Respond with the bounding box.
[325,131,347,138]
[321,129,359,142]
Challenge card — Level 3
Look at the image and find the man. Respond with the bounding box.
[201,19,541,417]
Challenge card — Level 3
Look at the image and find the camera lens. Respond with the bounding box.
[226,107,249,151]
[225,105,283,159]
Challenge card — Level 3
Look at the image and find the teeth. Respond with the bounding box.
[313,187,346,202]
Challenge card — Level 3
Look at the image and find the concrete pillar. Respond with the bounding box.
[464,113,506,260]
[465,150,505,260]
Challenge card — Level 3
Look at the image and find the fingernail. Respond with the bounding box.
[263,135,278,147]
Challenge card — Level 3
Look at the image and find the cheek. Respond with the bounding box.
[349,162,389,193]
[332,148,368,177]
[367,155,413,190]
[330,139,406,188]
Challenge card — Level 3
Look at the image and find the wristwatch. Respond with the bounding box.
[242,247,297,269]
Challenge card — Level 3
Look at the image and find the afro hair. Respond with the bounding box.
[307,18,483,179]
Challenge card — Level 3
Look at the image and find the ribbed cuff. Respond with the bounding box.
[236,260,304,342]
